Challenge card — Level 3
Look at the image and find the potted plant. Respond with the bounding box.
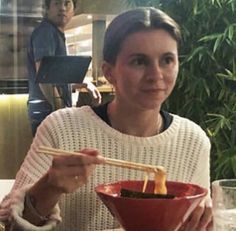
[126,0,236,181]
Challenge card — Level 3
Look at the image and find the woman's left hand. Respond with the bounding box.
[179,197,213,231]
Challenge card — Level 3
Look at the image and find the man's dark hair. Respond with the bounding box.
[44,0,77,9]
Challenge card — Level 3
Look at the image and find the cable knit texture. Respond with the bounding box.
[0,106,211,231]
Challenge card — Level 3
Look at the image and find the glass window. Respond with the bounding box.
[0,0,42,178]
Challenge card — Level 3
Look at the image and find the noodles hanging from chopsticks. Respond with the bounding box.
[142,170,167,195]
[142,172,149,193]
[154,170,167,194]
[37,146,167,195]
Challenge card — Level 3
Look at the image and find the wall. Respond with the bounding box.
[0,94,32,178]
[76,0,129,15]
[0,0,42,80]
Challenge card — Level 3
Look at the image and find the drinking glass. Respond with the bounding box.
[212,179,236,231]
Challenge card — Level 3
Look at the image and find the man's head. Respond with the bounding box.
[44,0,76,31]
[45,0,77,9]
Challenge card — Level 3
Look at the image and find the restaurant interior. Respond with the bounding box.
[0,1,235,230]
[0,0,129,179]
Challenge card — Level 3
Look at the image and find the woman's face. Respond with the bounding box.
[104,29,179,110]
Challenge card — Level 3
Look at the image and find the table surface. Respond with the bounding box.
[0,179,14,201]
[102,229,123,231]
[77,83,114,93]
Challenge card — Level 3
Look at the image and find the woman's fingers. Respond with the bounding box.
[206,220,213,231]
[184,203,205,230]
[179,198,213,231]
[72,166,95,188]
[197,198,213,231]
[48,164,96,193]
[52,149,104,167]
[198,205,213,230]
[47,148,104,193]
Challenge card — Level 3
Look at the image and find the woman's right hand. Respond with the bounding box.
[46,148,105,193]
[23,148,104,225]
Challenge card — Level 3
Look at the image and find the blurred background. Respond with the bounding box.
[0,0,127,178]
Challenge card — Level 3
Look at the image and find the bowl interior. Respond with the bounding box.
[95,180,207,231]
[97,180,206,198]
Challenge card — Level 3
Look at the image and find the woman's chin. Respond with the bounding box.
[140,98,165,110]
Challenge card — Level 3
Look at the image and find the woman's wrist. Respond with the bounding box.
[23,173,62,225]
[23,193,49,226]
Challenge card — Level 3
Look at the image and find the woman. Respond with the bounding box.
[0,7,212,231]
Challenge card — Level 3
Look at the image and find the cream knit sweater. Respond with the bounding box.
[0,106,211,231]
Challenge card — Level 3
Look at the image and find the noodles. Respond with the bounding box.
[142,169,167,195]
[142,172,149,193]
[154,170,167,194]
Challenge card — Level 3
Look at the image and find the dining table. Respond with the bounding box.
[102,229,124,231]
[0,179,15,201]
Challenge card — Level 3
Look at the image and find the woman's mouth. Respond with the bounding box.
[141,88,165,93]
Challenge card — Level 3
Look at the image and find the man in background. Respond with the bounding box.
[27,0,101,136]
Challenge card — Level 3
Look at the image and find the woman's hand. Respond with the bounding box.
[47,148,105,193]
[23,148,104,225]
[179,197,213,231]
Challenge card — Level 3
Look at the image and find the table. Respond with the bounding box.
[0,179,15,201]
[102,229,124,231]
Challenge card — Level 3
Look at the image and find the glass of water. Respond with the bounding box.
[212,179,236,231]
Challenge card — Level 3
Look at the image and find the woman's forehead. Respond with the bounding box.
[119,30,178,54]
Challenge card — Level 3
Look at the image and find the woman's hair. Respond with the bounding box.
[103,7,181,64]
[44,0,77,9]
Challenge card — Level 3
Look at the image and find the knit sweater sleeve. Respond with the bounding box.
[191,129,211,192]
[0,112,63,231]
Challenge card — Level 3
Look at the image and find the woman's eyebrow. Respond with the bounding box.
[163,51,178,56]
[129,53,147,58]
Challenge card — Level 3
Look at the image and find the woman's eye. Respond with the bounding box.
[131,57,147,66]
[161,56,175,66]
[163,56,174,65]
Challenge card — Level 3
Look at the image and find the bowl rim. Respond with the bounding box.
[95,180,208,200]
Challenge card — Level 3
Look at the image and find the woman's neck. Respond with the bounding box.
[107,101,163,137]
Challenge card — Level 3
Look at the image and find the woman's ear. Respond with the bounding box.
[102,61,116,85]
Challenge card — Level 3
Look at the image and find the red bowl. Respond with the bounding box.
[95,180,207,231]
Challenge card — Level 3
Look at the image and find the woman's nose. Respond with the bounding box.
[146,62,164,81]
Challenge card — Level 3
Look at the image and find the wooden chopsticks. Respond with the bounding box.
[37,146,166,174]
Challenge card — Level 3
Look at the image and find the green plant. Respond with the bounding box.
[126,0,236,181]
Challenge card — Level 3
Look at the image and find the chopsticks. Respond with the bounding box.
[37,146,166,174]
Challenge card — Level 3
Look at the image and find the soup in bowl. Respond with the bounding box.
[95,180,207,231]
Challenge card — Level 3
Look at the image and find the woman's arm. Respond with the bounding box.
[22,148,104,226]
